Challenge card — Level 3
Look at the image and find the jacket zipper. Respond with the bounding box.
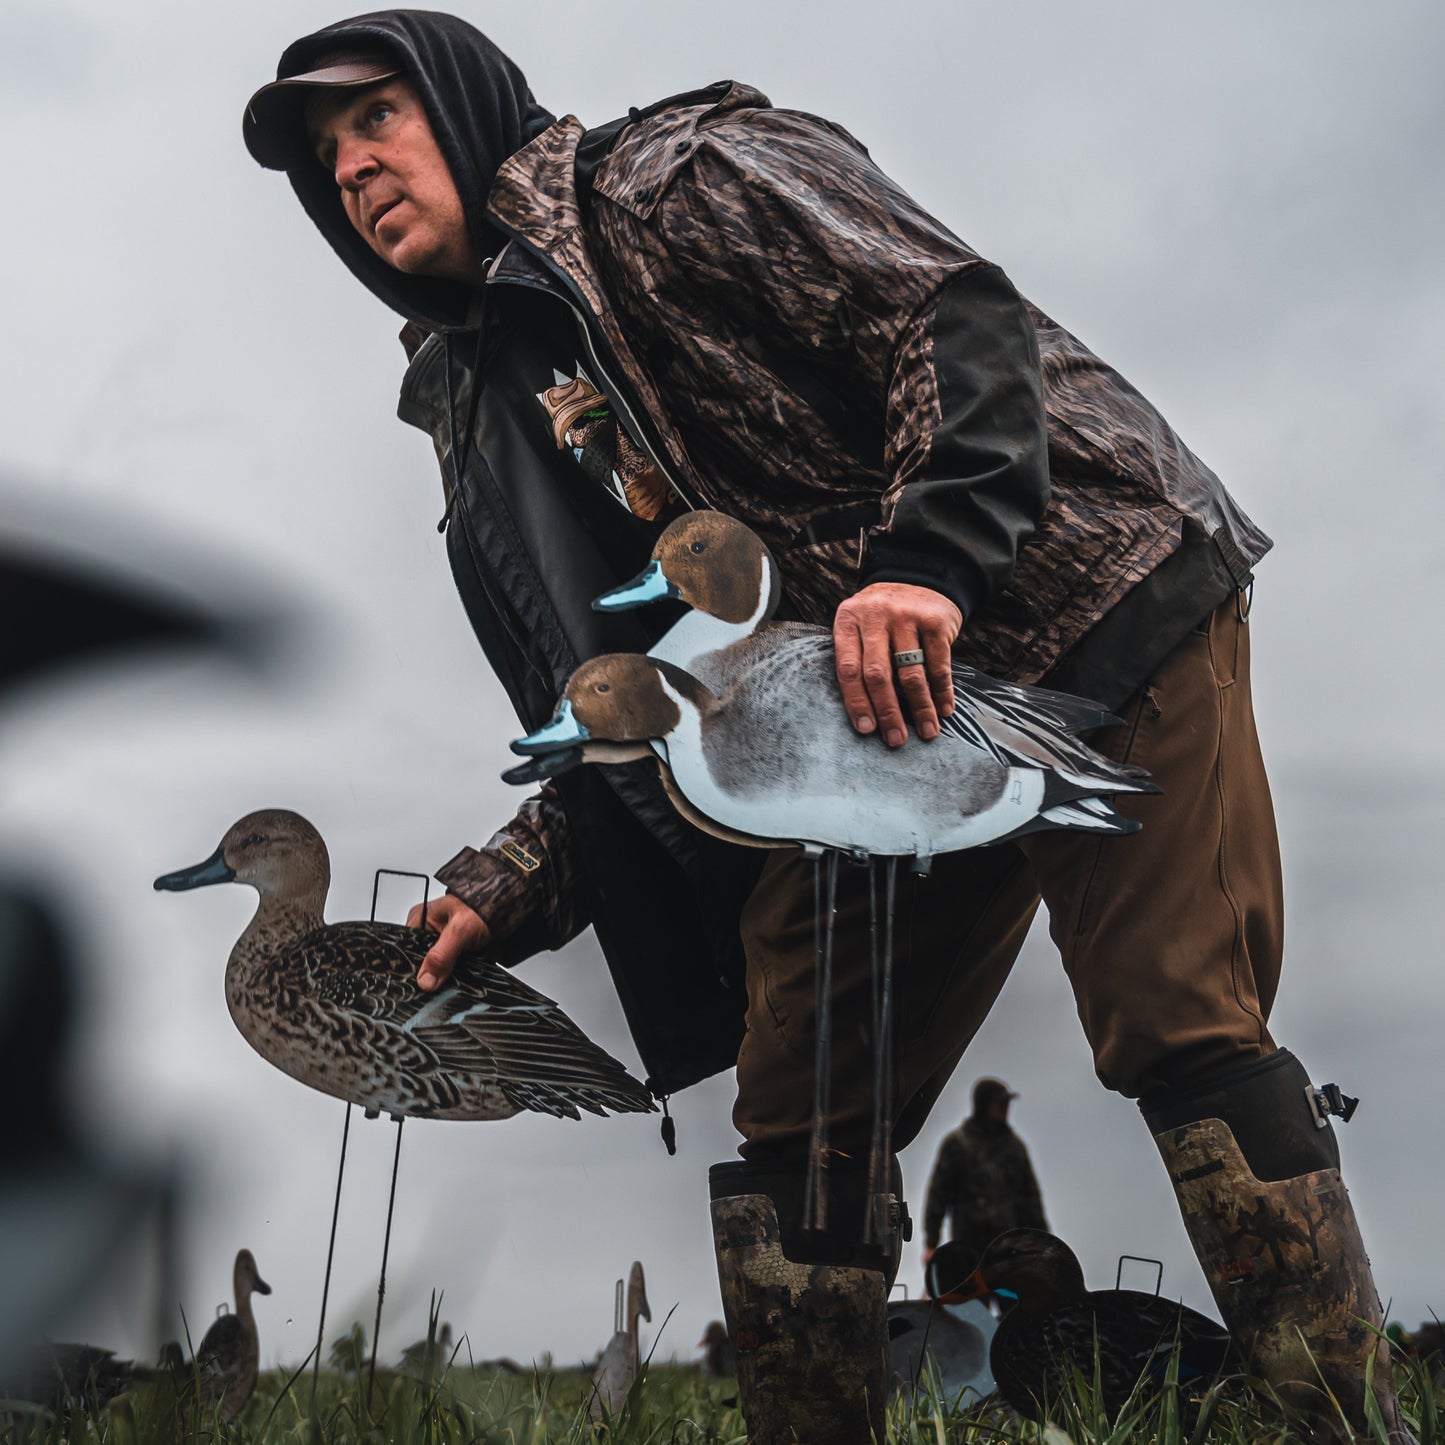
[483,237,706,513]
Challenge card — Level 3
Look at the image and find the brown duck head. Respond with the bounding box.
[154,810,330,920]
[933,1228,1087,1316]
[234,1247,272,1303]
[592,511,781,625]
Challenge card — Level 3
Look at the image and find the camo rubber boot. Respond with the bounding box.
[1143,1050,1412,1443]
[709,1159,906,1445]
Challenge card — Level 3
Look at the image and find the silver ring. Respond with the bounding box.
[892,649,925,668]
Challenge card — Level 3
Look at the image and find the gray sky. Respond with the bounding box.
[3,0,1442,1372]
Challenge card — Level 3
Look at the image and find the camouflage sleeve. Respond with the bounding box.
[433,783,591,962]
[654,110,1049,619]
[922,1134,965,1251]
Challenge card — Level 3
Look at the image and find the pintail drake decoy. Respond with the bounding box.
[591,1261,651,1418]
[594,510,1150,778]
[510,647,1156,860]
[190,1248,271,1425]
[930,1228,1232,1421]
[154,811,655,1121]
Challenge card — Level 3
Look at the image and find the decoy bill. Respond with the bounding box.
[153,810,655,1121]
[932,1228,1233,1421]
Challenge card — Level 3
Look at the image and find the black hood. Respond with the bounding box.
[275,10,555,332]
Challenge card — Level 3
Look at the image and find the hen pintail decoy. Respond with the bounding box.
[591,1261,651,1417]
[153,810,655,1121]
[190,1248,271,1425]
[931,1228,1232,1421]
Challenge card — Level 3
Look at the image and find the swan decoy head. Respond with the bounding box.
[154,809,330,903]
[932,1228,1086,1309]
[511,655,692,757]
[592,512,780,626]
[235,1247,272,1298]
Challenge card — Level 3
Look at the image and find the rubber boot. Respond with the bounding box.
[1142,1050,1412,1442]
[709,1159,907,1445]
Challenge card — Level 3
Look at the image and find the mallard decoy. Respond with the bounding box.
[590,1261,650,1417]
[697,1320,734,1379]
[510,648,1154,860]
[326,1322,367,1377]
[931,1229,1232,1421]
[189,1249,271,1425]
[399,1321,453,1382]
[0,1342,151,1414]
[886,1297,996,1402]
[153,811,655,1121]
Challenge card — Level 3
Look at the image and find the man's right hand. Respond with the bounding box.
[406,894,491,991]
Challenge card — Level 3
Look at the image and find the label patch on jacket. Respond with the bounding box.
[498,839,542,874]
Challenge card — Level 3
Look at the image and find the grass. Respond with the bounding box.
[3,1341,1441,1444]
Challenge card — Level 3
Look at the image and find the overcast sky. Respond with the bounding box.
[3,0,1442,1375]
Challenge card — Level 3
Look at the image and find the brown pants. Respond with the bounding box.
[734,597,1283,1161]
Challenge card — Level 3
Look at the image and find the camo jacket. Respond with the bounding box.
[430,82,1271,993]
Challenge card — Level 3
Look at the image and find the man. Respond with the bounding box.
[243,14,1408,1442]
[922,1078,1046,1288]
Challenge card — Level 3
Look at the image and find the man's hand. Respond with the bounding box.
[406,894,491,991]
[834,582,961,747]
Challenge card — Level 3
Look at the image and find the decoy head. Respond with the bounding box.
[235,1247,272,1299]
[627,1260,651,1324]
[154,809,329,903]
[592,512,780,626]
[511,655,698,758]
[931,1228,1086,1311]
[699,1320,729,1349]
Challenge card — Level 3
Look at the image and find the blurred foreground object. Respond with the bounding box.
[0,484,291,1372]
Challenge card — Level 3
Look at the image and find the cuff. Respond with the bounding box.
[858,537,986,622]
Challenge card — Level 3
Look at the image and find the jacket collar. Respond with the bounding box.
[484,84,771,500]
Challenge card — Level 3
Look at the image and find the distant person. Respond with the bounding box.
[922,1078,1045,1286]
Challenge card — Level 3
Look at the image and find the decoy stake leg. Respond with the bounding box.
[312,1102,354,1416]
[366,1117,406,1410]
[804,849,840,1233]
[865,857,899,1245]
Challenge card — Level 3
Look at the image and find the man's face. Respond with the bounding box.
[307,79,482,286]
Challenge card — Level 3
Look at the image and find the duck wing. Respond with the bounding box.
[942,666,1152,791]
[289,923,655,1121]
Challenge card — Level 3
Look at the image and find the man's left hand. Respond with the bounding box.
[834,582,961,747]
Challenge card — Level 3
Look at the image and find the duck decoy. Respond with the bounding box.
[153,810,655,1121]
[698,1320,734,1379]
[0,1342,153,1415]
[930,1229,1232,1421]
[591,1261,650,1417]
[189,1249,271,1425]
[886,1297,996,1402]
[399,1321,453,1383]
[509,649,1154,860]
